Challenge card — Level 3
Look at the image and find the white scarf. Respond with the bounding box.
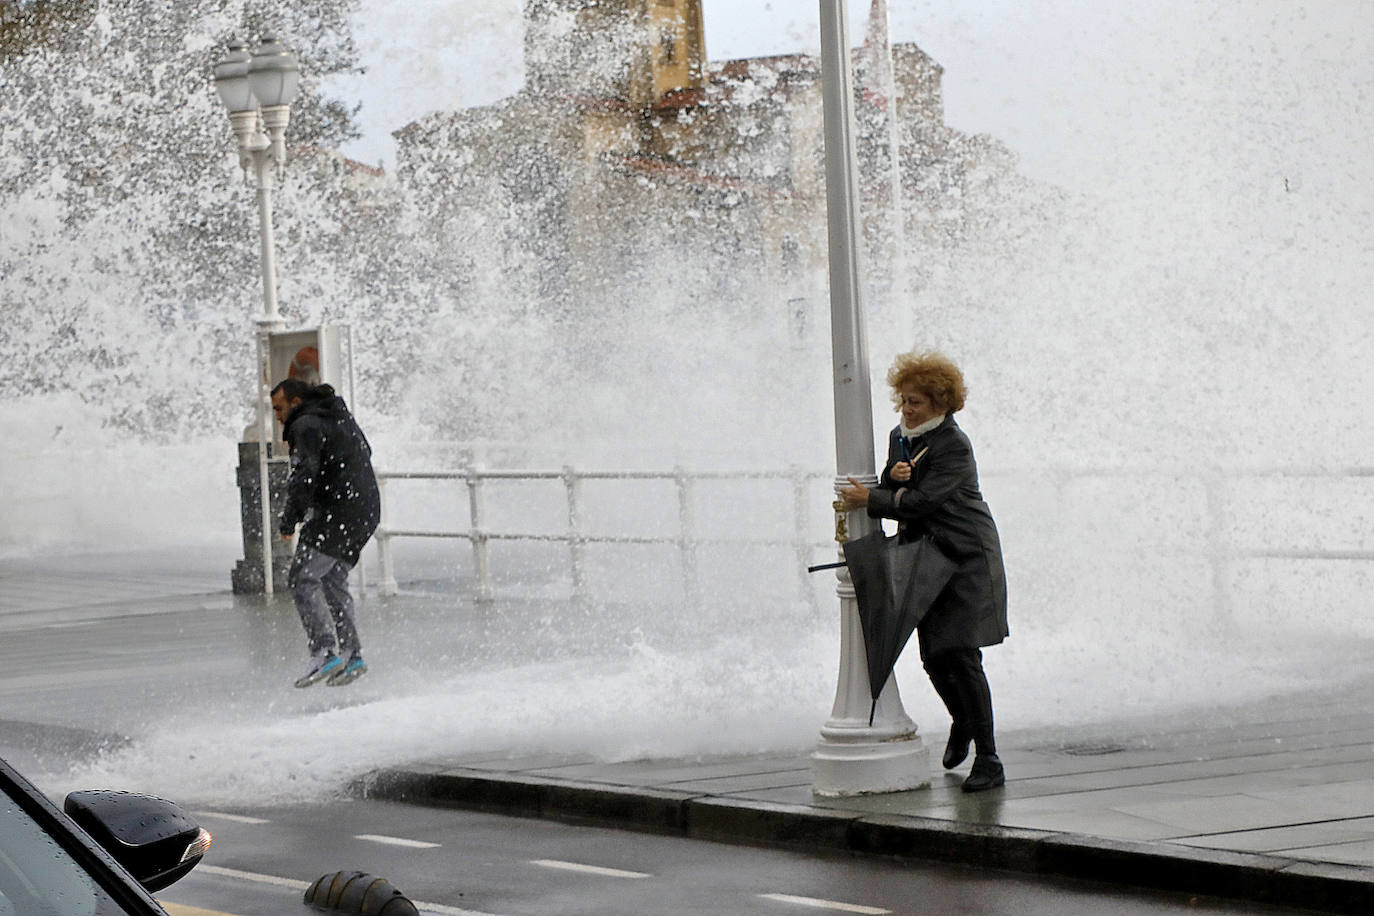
[899,414,945,439]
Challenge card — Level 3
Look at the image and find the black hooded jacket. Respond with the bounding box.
[278,387,380,567]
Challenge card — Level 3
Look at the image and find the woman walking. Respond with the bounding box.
[839,350,1009,792]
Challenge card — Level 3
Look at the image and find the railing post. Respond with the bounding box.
[375,476,398,596]
[467,464,494,604]
[675,467,698,612]
[354,547,369,597]
[564,466,587,606]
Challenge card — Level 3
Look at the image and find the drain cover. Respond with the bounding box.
[1060,743,1127,756]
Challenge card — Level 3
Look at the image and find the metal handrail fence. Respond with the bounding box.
[373,466,829,611]
[370,463,1374,616]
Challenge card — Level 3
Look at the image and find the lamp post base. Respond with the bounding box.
[812,540,933,797]
[811,728,931,797]
[231,441,292,595]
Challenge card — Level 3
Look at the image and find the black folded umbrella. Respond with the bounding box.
[838,528,957,725]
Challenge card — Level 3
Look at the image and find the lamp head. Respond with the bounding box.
[248,34,301,108]
[212,39,255,113]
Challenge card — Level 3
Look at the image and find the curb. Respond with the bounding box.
[358,766,1374,915]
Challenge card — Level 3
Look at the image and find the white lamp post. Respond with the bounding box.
[811,0,930,796]
[213,34,300,595]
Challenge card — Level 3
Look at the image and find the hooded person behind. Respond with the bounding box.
[270,379,380,688]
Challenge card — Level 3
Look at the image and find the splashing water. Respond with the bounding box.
[6,1,1374,803]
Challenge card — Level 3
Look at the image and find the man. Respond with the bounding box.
[270,378,381,688]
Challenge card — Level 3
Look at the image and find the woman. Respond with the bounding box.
[839,350,1009,792]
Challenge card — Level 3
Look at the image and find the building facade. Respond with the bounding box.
[394,0,1020,343]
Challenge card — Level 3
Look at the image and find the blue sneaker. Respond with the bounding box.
[294,652,343,688]
[327,656,368,687]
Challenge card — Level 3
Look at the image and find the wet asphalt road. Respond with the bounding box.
[154,797,1318,916]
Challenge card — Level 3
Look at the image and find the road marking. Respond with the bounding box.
[530,858,651,879]
[159,904,238,916]
[356,833,442,848]
[192,811,270,824]
[196,864,502,916]
[415,903,502,916]
[198,864,309,890]
[759,893,891,914]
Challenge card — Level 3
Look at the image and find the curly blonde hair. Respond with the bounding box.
[887,350,967,414]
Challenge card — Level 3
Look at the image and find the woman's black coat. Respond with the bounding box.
[864,415,1008,659]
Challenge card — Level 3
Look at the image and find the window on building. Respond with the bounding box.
[659,26,678,65]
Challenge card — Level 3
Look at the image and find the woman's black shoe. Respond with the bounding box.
[942,726,971,770]
[961,755,1004,792]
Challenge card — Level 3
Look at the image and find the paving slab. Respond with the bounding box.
[1287,842,1374,868]
[522,755,809,786]
[1178,818,1374,855]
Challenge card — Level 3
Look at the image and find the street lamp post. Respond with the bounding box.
[811,0,930,796]
[213,34,301,595]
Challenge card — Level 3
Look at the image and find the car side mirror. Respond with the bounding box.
[63,790,211,893]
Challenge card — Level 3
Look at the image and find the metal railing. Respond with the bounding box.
[369,463,1374,616]
[372,466,831,611]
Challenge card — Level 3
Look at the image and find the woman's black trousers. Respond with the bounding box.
[923,647,997,758]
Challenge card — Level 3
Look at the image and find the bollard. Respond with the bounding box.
[304,871,419,915]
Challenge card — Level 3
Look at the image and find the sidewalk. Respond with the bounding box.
[364,701,1374,913]
[2,551,1373,913]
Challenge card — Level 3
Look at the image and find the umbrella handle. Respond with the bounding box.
[807,561,847,573]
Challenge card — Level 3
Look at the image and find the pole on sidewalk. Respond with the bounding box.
[811,0,930,796]
[215,36,298,595]
[254,149,285,595]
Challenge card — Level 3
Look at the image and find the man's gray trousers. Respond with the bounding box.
[289,544,361,659]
